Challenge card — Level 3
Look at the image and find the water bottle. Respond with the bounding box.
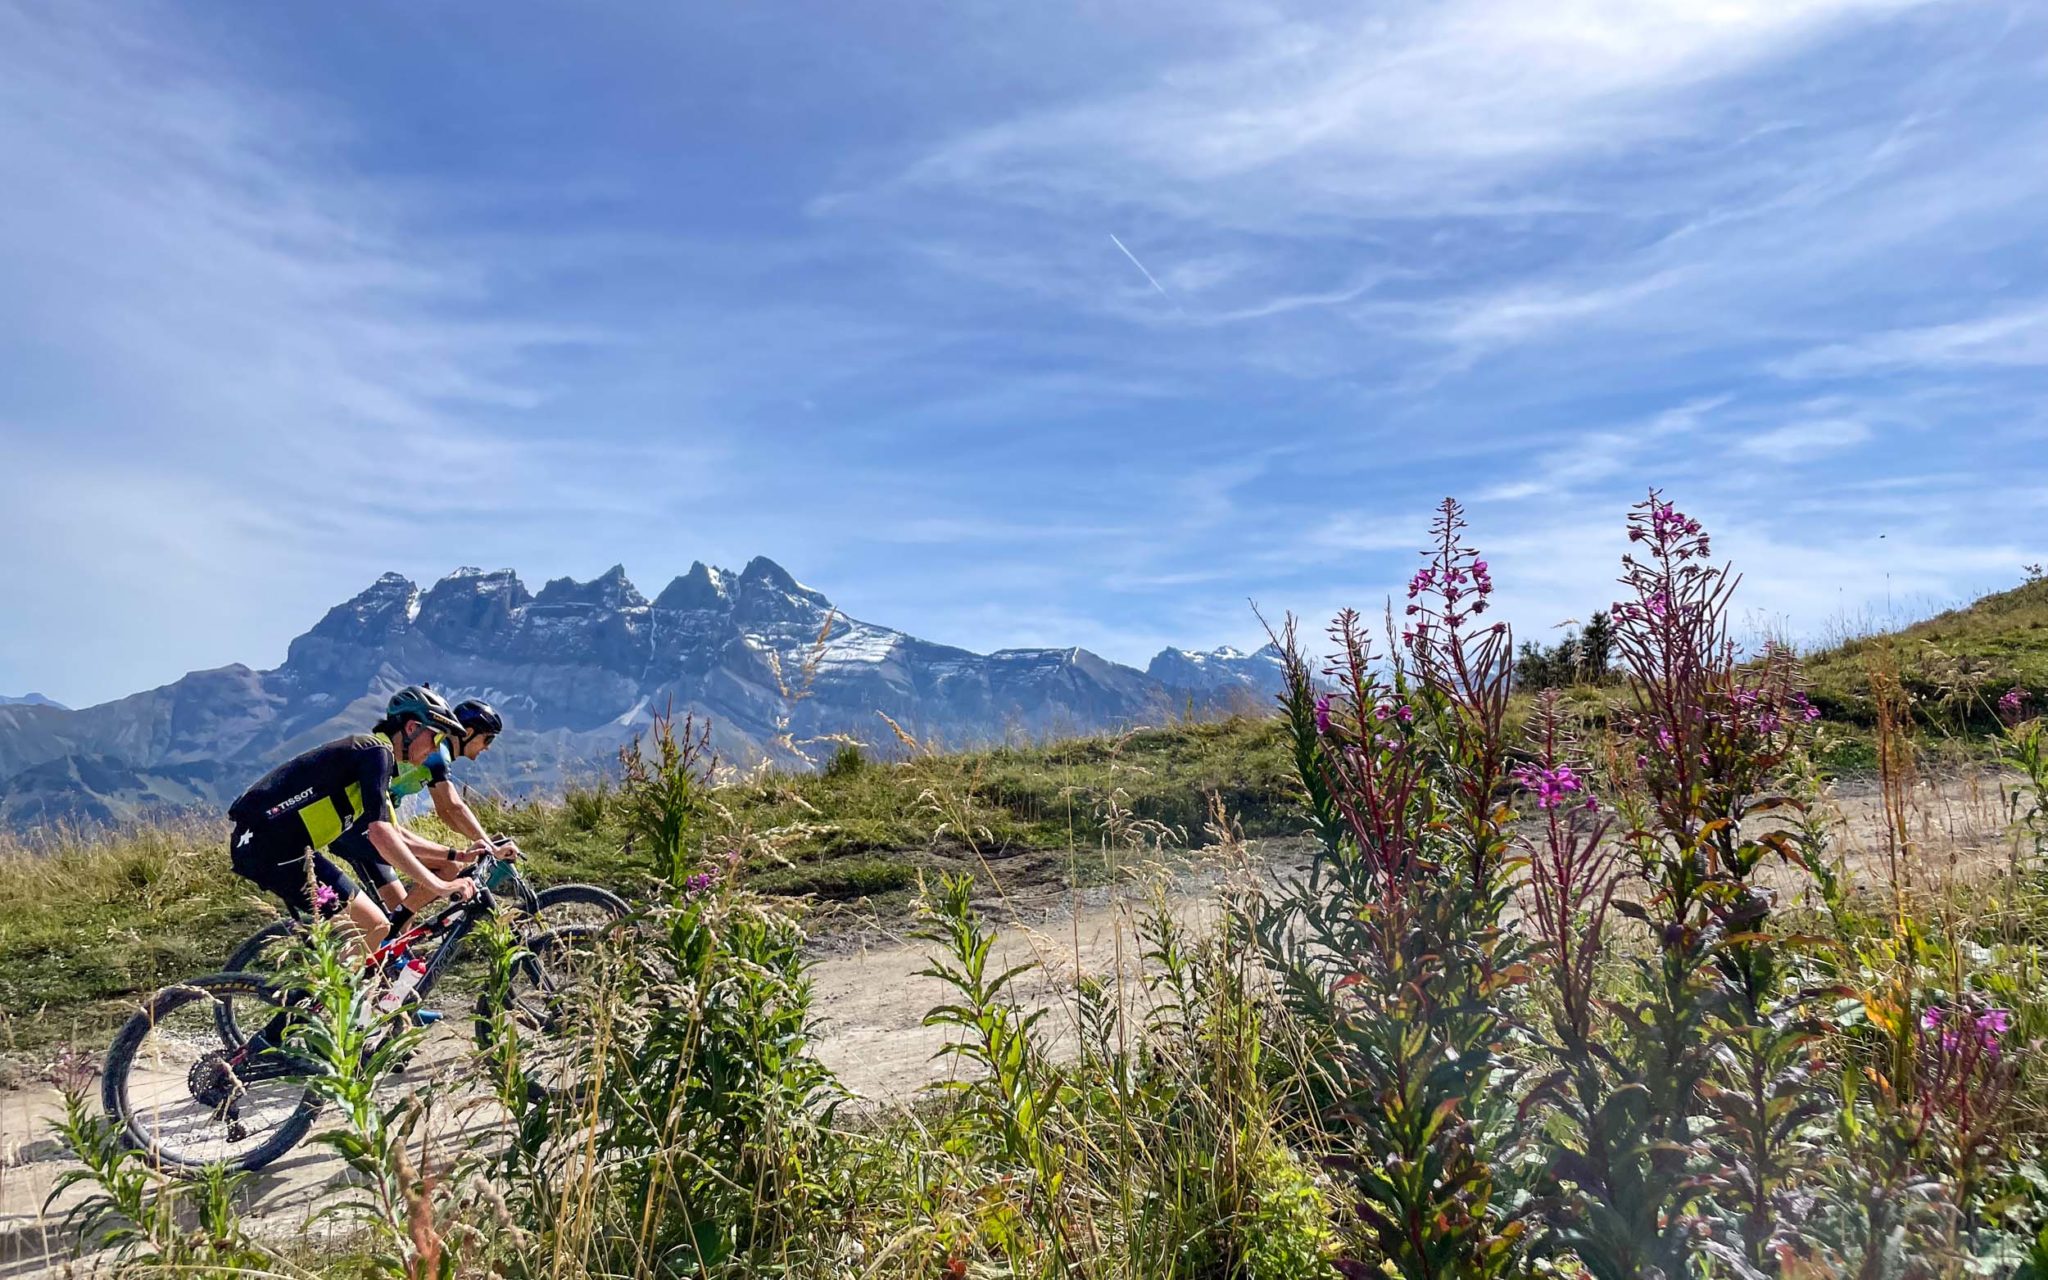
[376,954,428,1014]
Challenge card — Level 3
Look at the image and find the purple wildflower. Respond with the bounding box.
[1314,694,1332,736]
[1922,1005,2015,1056]
[313,884,338,912]
[1514,763,1587,811]
[2000,686,2030,722]
[1979,1008,2014,1045]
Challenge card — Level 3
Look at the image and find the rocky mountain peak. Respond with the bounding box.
[738,556,827,601]
[654,561,732,612]
[0,691,68,710]
[733,556,833,628]
[415,568,530,653]
[1146,642,1288,703]
[533,564,648,613]
[306,573,420,643]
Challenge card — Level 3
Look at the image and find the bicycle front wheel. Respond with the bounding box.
[104,972,325,1173]
[474,924,610,1103]
[534,882,630,931]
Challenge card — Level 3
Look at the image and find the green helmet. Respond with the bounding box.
[385,684,464,737]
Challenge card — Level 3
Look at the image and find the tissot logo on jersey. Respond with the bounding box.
[263,787,316,819]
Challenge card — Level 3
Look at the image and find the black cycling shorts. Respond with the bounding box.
[329,828,400,891]
[229,827,359,919]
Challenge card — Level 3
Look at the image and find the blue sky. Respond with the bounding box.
[3,0,2045,708]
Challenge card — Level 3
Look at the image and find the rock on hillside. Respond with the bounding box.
[0,561,1266,827]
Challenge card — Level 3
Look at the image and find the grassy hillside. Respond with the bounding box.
[1803,576,2048,728]
[0,713,1299,1059]
[12,567,2048,1061]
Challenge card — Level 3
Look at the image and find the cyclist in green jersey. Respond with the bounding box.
[333,694,520,916]
[227,686,478,955]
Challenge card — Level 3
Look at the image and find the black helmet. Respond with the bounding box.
[455,699,503,737]
[384,684,464,737]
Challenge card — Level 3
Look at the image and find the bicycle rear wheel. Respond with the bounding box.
[104,972,325,1173]
[215,919,303,1047]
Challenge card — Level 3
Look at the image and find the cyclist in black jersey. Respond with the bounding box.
[331,694,520,915]
[227,687,478,954]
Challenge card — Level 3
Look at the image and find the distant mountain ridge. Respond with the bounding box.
[0,560,1283,827]
[0,692,66,710]
[1145,644,1288,702]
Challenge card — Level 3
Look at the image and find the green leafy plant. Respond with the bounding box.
[1262,499,1533,1280]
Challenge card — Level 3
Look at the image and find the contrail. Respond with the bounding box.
[1109,232,1175,305]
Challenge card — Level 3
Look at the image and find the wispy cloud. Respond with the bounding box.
[866,0,1939,227]
[0,0,638,697]
[1736,417,1872,461]
[1775,304,2048,377]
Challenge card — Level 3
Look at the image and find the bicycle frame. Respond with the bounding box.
[228,852,521,1069]
[373,851,523,992]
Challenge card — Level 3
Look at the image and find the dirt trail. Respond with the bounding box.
[0,769,2028,1276]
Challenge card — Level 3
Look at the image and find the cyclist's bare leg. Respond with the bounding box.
[342,890,391,958]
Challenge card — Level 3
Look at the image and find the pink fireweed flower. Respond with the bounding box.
[683,870,718,898]
[1514,763,1586,811]
[1979,1008,2014,1046]
[2000,686,2030,721]
[1922,1005,2015,1056]
[1313,694,1332,735]
[313,884,338,912]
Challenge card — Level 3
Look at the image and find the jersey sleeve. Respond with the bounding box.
[427,746,451,789]
[355,740,394,827]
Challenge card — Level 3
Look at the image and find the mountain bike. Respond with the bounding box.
[212,838,628,1047]
[103,853,604,1173]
